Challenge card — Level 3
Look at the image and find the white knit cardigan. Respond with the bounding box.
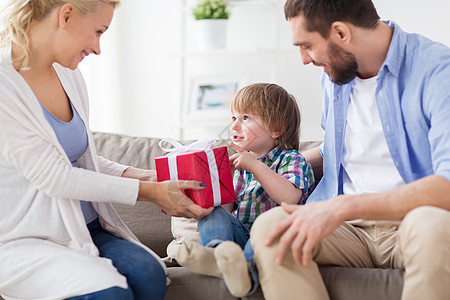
[0,45,166,300]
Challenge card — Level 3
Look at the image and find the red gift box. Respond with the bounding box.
[155,140,236,209]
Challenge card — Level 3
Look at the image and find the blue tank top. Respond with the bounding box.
[39,100,98,224]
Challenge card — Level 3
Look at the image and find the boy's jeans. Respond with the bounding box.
[198,206,259,294]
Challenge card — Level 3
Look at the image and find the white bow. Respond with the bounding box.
[159,138,216,156]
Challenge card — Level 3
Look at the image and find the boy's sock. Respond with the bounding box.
[215,241,252,297]
[176,241,222,278]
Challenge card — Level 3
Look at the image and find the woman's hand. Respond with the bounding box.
[138,180,213,219]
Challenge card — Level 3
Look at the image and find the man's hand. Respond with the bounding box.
[264,198,346,267]
[229,142,258,172]
[139,180,213,220]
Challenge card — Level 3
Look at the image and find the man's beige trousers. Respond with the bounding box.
[250,206,450,300]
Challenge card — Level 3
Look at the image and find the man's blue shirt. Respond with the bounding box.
[308,21,450,202]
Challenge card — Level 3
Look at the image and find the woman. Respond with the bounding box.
[0,1,212,299]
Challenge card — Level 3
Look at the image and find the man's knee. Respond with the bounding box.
[399,206,450,261]
[401,206,450,239]
[250,207,289,248]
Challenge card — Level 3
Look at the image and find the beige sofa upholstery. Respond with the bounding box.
[92,132,404,300]
[0,132,404,300]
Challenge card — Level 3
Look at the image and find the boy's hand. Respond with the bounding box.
[229,142,258,172]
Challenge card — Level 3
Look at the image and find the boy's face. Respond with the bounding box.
[230,111,278,157]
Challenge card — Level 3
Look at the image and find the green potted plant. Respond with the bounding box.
[192,0,230,20]
[192,0,231,51]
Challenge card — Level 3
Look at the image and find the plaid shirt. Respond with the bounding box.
[232,147,314,228]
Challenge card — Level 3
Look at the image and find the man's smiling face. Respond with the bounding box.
[289,14,358,85]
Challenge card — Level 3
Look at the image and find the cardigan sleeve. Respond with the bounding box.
[97,156,129,177]
[0,69,139,206]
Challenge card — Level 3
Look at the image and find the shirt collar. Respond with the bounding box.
[379,20,407,78]
[258,146,284,162]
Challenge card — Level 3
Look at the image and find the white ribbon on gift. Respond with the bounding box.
[159,138,222,207]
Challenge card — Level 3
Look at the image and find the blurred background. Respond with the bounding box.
[79,0,450,142]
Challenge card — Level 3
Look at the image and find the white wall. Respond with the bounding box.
[80,0,450,142]
[374,0,450,46]
[80,0,183,138]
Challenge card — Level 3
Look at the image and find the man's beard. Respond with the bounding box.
[326,41,358,85]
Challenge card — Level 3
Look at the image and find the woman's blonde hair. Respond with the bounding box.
[0,0,120,70]
[231,83,302,150]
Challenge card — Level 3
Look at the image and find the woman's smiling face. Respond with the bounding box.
[56,2,114,70]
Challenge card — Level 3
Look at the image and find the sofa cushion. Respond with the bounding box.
[93,131,167,170]
[112,201,171,258]
[319,266,404,300]
[164,266,403,300]
[166,267,237,300]
[166,267,267,300]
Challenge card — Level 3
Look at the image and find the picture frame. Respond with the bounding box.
[185,76,247,121]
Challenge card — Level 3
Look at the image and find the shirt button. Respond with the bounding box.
[332,193,337,197]
[388,71,391,75]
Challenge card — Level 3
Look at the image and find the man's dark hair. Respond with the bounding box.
[284,0,380,38]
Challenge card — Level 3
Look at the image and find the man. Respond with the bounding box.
[249,0,450,299]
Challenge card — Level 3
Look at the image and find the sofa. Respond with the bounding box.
[0,132,404,300]
[89,131,405,300]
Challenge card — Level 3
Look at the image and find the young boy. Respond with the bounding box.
[176,83,314,296]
